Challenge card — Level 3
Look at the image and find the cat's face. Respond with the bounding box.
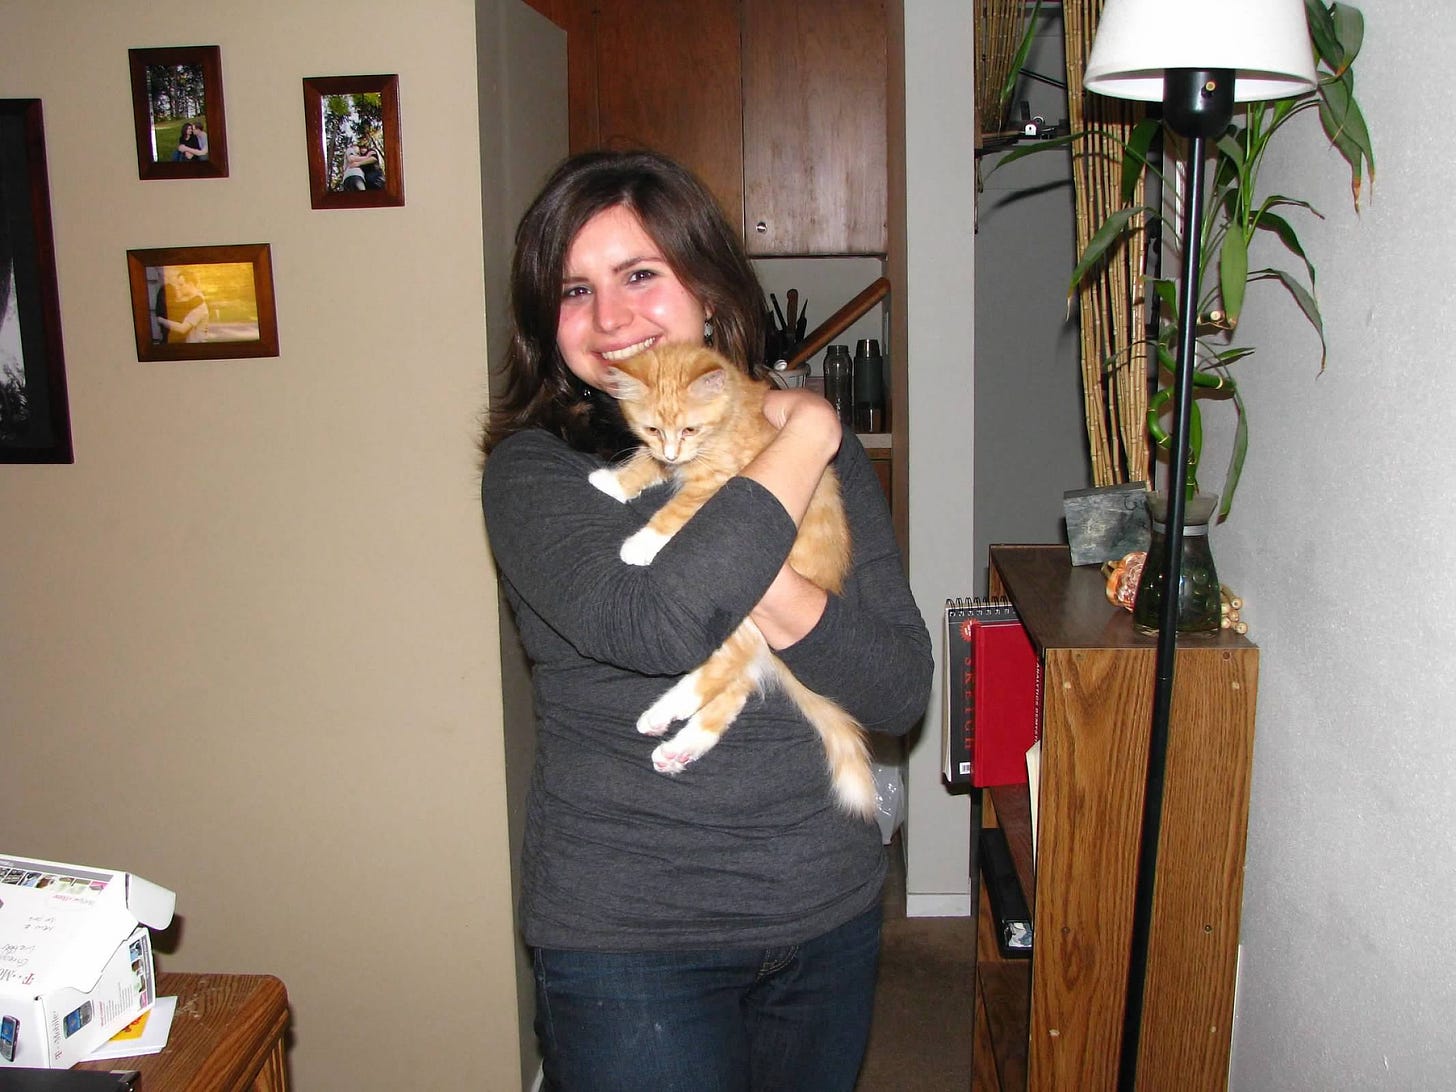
[606,348,732,465]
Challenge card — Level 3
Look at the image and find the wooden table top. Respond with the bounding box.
[76,973,288,1092]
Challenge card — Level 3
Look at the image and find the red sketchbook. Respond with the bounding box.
[942,599,1042,787]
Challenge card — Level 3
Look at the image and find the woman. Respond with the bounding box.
[172,122,206,162]
[481,150,932,1091]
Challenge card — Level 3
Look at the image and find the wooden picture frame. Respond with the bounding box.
[302,74,404,209]
[126,243,279,362]
[128,45,229,180]
[1,99,72,463]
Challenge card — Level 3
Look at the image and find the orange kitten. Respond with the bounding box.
[588,343,875,820]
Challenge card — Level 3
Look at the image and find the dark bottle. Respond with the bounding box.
[823,344,854,426]
[853,338,884,433]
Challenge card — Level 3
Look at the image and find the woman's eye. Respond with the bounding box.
[626,268,658,285]
[561,284,589,300]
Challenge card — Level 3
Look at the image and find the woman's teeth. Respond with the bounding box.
[601,337,656,362]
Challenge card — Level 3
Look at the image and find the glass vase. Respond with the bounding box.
[1132,492,1221,637]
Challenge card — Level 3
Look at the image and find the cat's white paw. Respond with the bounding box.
[637,673,705,736]
[651,723,721,774]
[620,527,669,566]
[589,468,629,502]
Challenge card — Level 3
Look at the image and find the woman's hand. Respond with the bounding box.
[760,387,842,465]
[740,387,842,529]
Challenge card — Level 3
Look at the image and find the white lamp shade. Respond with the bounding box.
[1084,0,1317,102]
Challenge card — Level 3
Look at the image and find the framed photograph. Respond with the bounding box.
[128,45,229,180]
[126,243,279,362]
[302,74,404,209]
[1,99,71,463]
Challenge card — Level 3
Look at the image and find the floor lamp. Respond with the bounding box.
[1080,2,1315,1087]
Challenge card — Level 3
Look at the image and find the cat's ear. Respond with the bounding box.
[602,366,646,403]
[689,368,727,402]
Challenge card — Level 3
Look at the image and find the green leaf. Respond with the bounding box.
[1151,278,1178,319]
[1305,0,1345,72]
[1120,118,1161,204]
[1252,267,1328,371]
[1218,390,1250,519]
[1215,132,1245,177]
[1259,195,1318,218]
[1211,346,1257,367]
[1255,210,1318,293]
[1328,3,1365,72]
[1218,230,1249,328]
[979,131,1082,179]
[1318,69,1376,208]
[999,0,1045,109]
[1069,206,1151,294]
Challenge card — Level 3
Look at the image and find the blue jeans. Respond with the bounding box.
[533,902,882,1091]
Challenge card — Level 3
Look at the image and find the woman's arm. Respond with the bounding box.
[771,435,933,736]
[483,430,798,676]
[739,388,841,523]
[738,388,841,646]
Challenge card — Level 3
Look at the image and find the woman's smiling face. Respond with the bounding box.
[556,204,710,391]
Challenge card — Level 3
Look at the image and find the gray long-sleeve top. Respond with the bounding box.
[482,425,932,951]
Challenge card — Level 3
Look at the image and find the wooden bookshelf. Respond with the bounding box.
[972,545,1259,1091]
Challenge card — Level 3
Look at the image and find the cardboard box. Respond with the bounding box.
[0,854,174,1069]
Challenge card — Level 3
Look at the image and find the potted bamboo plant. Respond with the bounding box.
[1061,0,1376,519]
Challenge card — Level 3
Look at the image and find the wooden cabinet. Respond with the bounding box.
[741,0,887,255]
[974,545,1259,1092]
[563,0,745,230]
[556,0,888,256]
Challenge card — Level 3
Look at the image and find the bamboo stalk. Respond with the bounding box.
[976,0,1034,136]
[1062,0,1150,488]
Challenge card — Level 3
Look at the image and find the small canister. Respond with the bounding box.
[822,344,854,427]
[853,339,884,433]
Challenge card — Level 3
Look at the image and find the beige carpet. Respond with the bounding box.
[857,840,976,1091]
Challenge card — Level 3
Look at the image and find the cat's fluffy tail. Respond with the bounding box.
[773,661,878,821]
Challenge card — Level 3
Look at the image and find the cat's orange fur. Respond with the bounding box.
[588,343,876,820]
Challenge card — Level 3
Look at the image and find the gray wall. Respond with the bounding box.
[477,3,567,1086]
[972,143,1085,596]
[1220,1,1456,1085]
[900,0,979,915]
[973,8,1087,597]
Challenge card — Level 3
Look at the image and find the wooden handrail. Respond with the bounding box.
[785,276,890,369]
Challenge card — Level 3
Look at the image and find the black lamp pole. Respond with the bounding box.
[1116,67,1235,1092]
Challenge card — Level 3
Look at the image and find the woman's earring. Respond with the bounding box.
[703,318,714,346]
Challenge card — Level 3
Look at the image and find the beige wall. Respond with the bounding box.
[0,2,521,1088]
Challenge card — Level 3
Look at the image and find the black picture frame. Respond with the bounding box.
[128,45,229,180]
[302,74,405,209]
[126,243,280,362]
[1,99,72,463]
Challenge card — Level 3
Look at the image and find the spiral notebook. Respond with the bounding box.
[941,597,1042,787]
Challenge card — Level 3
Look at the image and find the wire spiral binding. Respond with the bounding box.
[945,595,1014,612]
